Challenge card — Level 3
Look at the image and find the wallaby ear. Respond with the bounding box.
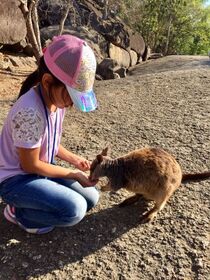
[96,154,103,163]
[101,147,109,156]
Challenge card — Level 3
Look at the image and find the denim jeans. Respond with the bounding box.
[0,174,99,228]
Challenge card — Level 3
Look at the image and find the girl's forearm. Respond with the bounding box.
[57,144,79,165]
[18,146,78,178]
[26,159,77,179]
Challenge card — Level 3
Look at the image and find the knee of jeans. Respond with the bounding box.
[61,197,87,226]
[87,187,100,211]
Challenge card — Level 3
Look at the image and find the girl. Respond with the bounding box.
[0,35,99,234]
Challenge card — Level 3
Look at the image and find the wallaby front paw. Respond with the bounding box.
[139,212,156,224]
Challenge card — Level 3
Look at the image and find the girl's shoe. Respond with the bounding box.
[4,205,54,234]
[3,204,17,224]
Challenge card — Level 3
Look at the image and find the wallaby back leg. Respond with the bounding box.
[119,194,143,207]
[139,196,169,223]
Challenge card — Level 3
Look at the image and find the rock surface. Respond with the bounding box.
[1,0,147,78]
[38,0,147,78]
[0,0,26,45]
[0,54,209,280]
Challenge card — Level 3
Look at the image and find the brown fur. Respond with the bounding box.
[89,147,210,223]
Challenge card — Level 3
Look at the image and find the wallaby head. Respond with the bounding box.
[89,147,109,181]
[90,147,122,191]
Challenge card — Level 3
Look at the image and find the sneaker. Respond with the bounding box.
[4,204,17,224]
[4,205,54,234]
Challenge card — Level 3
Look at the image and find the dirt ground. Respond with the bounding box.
[0,54,209,280]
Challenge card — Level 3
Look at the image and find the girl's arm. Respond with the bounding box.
[18,147,96,187]
[56,144,90,171]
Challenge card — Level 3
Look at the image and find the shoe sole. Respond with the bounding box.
[22,226,54,234]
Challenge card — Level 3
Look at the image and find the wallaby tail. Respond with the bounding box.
[182,171,210,182]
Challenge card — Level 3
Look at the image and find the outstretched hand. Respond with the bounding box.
[73,156,91,171]
[72,170,98,187]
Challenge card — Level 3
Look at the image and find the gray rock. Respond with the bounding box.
[0,0,26,45]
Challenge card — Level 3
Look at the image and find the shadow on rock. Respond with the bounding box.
[0,197,148,279]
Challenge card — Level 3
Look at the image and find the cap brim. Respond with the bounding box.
[66,86,97,112]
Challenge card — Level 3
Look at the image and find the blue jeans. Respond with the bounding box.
[0,174,99,228]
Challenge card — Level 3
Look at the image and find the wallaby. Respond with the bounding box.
[89,147,210,223]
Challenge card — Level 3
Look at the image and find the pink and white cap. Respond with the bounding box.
[44,34,97,112]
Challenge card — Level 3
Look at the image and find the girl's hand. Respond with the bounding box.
[73,156,91,171]
[57,145,91,171]
[72,170,98,187]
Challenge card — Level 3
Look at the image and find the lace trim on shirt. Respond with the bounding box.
[12,107,45,145]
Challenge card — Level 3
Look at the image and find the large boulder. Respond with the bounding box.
[97,58,127,80]
[40,25,108,63]
[0,0,26,45]
[0,0,148,80]
[38,0,103,27]
[89,13,130,49]
[128,31,146,58]
[129,50,138,66]
[38,0,131,50]
[38,0,69,27]
[108,43,130,68]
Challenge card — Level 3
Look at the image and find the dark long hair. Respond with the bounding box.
[18,56,63,99]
